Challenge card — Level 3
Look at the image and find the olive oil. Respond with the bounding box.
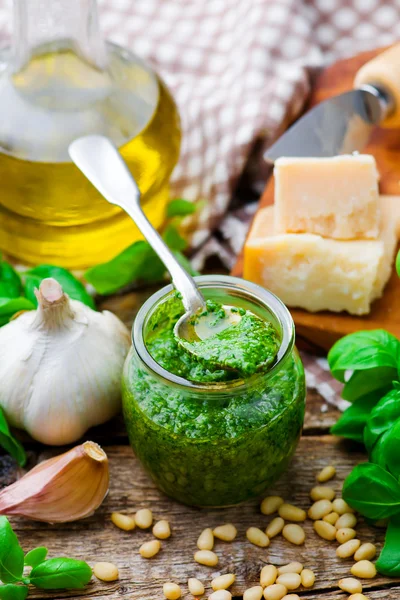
[0,4,181,268]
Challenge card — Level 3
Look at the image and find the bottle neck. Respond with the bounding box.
[12,0,107,71]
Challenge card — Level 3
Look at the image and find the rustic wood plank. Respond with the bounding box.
[3,436,398,599]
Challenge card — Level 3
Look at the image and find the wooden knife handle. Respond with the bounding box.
[354,43,400,129]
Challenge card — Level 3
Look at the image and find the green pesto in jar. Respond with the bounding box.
[122,294,306,507]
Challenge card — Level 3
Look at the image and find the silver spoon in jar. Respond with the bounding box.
[68,135,241,343]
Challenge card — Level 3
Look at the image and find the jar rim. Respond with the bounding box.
[132,275,295,392]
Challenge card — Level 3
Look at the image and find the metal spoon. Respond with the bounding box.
[68,135,240,342]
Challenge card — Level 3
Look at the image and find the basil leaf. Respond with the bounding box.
[331,392,381,444]
[166,198,196,218]
[85,241,165,295]
[24,546,48,567]
[29,557,92,590]
[0,297,35,327]
[0,407,26,467]
[163,223,187,251]
[328,330,400,383]
[364,389,400,454]
[24,265,95,309]
[0,585,28,600]
[0,517,24,583]
[0,259,22,299]
[376,514,400,576]
[371,417,400,480]
[343,462,400,519]
[342,367,395,402]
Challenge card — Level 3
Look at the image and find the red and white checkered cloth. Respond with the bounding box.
[1,0,398,408]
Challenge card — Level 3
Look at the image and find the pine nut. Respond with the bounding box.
[111,512,136,531]
[194,550,219,567]
[163,582,181,600]
[213,524,237,542]
[261,496,285,515]
[276,574,301,590]
[93,562,119,582]
[351,560,377,579]
[300,569,315,588]
[197,528,214,550]
[266,517,285,538]
[282,596,300,600]
[211,574,235,591]
[317,465,336,482]
[247,527,270,547]
[354,543,377,562]
[332,499,355,515]
[336,539,361,559]
[323,512,339,525]
[348,595,369,600]
[140,540,161,558]
[308,499,333,520]
[153,520,171,540]
[209,591,231,600]
[336,527,357,543]
[277,563,303,575]
[314,520,336,541]
[336,513,357,529]
[263,584,287,600]
[244,586,263,600]
[260,565,278,587]
[282,524,305,545]
[310,486,336,501]
[188,578,205,596]
[278,504,306,522]
[338,578,362,594]
[135,508,153,529]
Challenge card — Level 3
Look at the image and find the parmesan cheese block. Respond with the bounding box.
[244,199,397,315]
[274,155,380,240]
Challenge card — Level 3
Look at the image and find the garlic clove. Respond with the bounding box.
[0,441,109,523]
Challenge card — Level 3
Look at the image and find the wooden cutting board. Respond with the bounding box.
[233,47,400,353]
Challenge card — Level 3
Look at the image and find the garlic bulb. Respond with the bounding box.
[0,278,130,445]
[0,441,109,522]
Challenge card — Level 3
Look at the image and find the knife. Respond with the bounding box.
[265,43,400,161]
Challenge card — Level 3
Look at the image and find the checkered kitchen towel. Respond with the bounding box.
[0,0,398,407]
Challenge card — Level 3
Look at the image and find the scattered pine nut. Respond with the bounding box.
[310,486,336,501]
[247,527,270,547]
[277,563,303,575]
[263,583,287,600]
[153,520,171,540]
[261,496,285,515]
[140,540,161,558]
[332,498,355,515]
[188,578,205,596]
[282,524,305,545]
[336,539,361,559]
[244,586,264,600]
[278,504,306,522]
[213,524,237,542]
[266,517,285,538]
[111,512,136,531]
[317,465,336,482]
[354,543,377,562]
[194,550,219,567]
[282,596,300,600]
[93,562,119,582]
[308,499,333,520]
[338,578,363,594]
[336,527,357,544]
[336,513,357,529]
[276,573,301,591]
[163,582,181,600]
[135,508,153,529]
[323,512,339,525]
[348,595,369,600]
[351,560,377,579]
[211,574,235,591]
[197,528,214,550]
[209,591,232,600]
[260,565,278,587]
[314,520,336,541]
[300,569,315,588]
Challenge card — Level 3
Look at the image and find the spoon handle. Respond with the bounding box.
[69,135,204,313]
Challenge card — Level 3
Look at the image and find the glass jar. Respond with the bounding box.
[122,276,306,507]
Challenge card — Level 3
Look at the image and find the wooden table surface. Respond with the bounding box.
[2,289,400,600]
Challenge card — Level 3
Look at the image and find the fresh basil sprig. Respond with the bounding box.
[0,258,22,299]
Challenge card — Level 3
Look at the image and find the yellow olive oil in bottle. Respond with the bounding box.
[0,0,181,268]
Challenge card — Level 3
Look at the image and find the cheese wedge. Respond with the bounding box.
[244,199,397,316]
[274,155,380,240]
